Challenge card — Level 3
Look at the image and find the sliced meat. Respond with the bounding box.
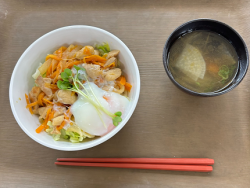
[57,90,77,105]
[51,59,58,72]
[29,86,41,114]
[94,50,99,56]
[104,68,122,81]
[104,57,116,67]
[84,64,103,79]
[52,115,64,126]
[113,82,125,94]
[38,107,47,118]
[67,45,83,59]
[102,85,114,92]
[44,94,54,101]
[53,106,66,118]
[53,90,59,101]
[106,50,120,59]
[75,46,94,59]
[29,86,41,100]
[44,78,52,84]
[35,76,53,97]
[62,44,75,59]
[38,106,52,122]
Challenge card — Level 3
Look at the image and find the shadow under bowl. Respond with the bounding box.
[163,19,249,97]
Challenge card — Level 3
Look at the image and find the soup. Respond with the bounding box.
[168,31,238,93]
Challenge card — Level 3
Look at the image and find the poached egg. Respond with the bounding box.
[71,82,129,136]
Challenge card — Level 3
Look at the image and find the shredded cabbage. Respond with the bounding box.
[59,125,84,143]
[60,129,69,139]
[32,63,43,79]
[47,121,92,143]
[96,42,110,56]
[66,125,84,142]
[66,131,84,143]
[45,121,53,133]
[53,134,61,141]
[46,121,61,141]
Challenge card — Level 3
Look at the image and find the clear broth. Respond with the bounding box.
[168,31,238,93]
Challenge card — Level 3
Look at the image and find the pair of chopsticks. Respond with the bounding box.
[55,158,214,172]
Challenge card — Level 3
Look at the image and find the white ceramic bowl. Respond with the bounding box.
[9,26,140,151]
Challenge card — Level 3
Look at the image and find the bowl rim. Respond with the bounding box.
[163,18,249,96]
[9,25,140,151]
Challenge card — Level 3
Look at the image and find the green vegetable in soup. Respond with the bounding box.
[196,82,200,86]
[218,64,237,82]
[228,64,237,78]
[218,65,229,80]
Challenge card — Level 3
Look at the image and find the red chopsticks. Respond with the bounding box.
[57,158,214,165]
[55,158,214,172]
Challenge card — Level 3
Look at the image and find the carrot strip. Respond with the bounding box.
[57,46,67,58]
[45,54,61,61]
[84,55,107,63]
[38,92,45,106]
[120,76,126,85]
[124,82,132,92]
[36,108,51,133]
[50,84,59,89]
[52,60,59,73]
[66,60,82,69]
[61,60,67,72]
[36,124,45,133]
[69,45,78,52]
[44,83,58,90]
[83,47,91,56]
[64,107,72,121]
[50,69,58,79]
[55,102,64,106]
[44,125,49,130]
[49,111,54,120]
[92,61,105,67]
[26,101,39,108]
[105,62,115,68]
[45,108,52,120]
[45,111,54,129]
[43,98,54,105]
[103,96,109,101]
[46,63,53,77]
[53,62,62,83]
[25,94,33,114]
[57,121,66,131]
[52,89,58,94]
